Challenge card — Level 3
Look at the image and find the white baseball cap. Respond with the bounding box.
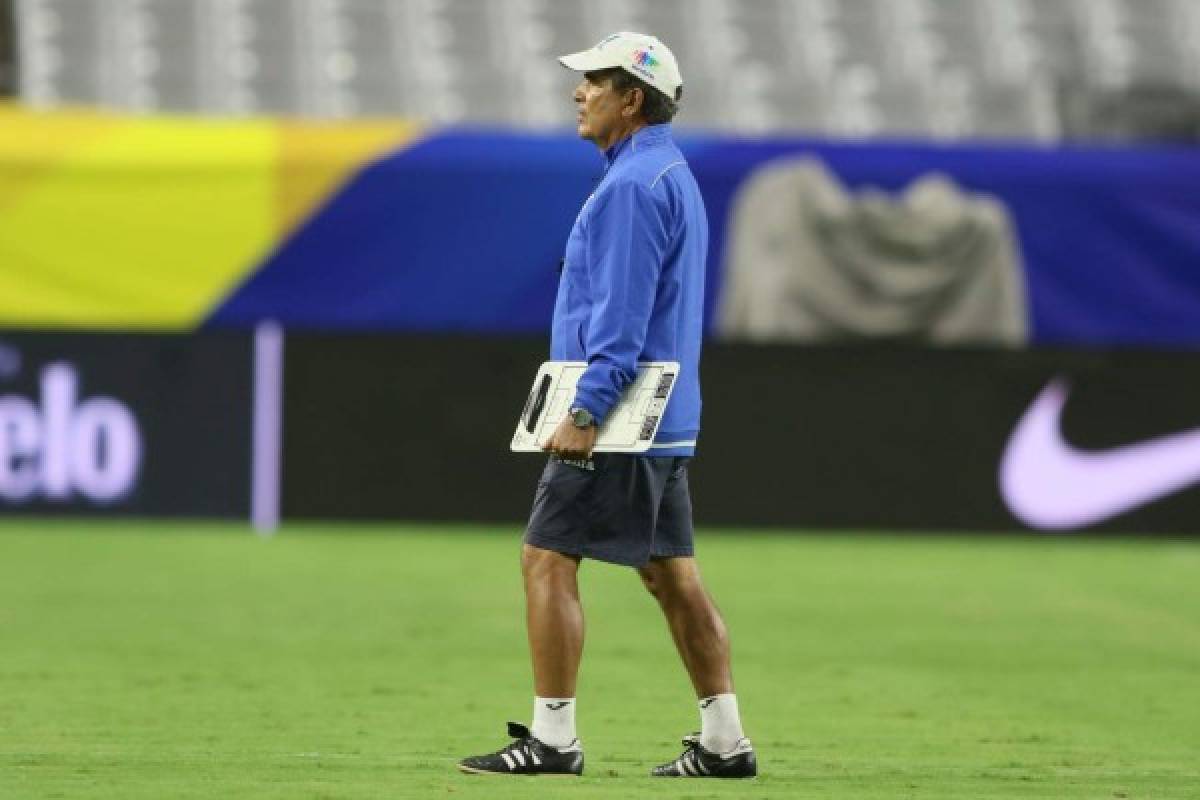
[559,32,683,101]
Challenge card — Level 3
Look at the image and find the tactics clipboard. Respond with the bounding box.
[511,361,680,454]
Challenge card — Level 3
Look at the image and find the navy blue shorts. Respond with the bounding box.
[524,454,695,568]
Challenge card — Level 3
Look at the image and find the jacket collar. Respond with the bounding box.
[604,123,673,166]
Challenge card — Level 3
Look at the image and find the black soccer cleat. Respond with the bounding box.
[457,722,584,776]
[651,733,757,778]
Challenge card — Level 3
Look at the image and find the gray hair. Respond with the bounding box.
[590,67,681,125]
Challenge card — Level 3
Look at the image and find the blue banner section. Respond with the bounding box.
[209,128,1200,347]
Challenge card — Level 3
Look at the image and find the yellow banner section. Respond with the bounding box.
[0,105,422,329]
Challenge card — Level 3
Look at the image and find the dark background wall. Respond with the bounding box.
[0,0,14,97]
[282,336,1200,535]
[2,331,1194,534]
[0,333,254,517]
[282,335,548,525]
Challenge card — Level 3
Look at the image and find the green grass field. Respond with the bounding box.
[1,521,1198,799]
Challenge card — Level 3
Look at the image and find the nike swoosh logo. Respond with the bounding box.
[545,701,571,711]
[1000,378,1200,530]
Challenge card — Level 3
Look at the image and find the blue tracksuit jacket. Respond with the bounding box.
[551,124,707,457]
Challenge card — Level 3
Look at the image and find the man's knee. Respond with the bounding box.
[521,543,579,584]
[638,563,664,599]
[639,557,701,602]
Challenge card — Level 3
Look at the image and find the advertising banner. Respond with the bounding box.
[281,335,547,524]
[693,345,1200,535]
[0,333,256,517]
[210,131,1200,349]
[1,108,1199,349]
[5,332,1194,534]
[283,336,1200,535]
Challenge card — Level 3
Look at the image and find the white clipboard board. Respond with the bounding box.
[511,361,680,454]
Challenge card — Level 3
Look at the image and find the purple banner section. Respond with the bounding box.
[209,129,1200,348]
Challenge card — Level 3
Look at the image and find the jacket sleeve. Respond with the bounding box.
[572,179,670,424]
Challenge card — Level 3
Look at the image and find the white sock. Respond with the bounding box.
[531,697,577,748]
[699,693,745,754]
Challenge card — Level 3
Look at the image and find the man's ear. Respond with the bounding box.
[623,87,644,118]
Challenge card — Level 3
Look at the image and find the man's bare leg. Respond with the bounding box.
[456,541,585,774]
[640,556,749,762]
[522,543,584,696]
[639,556,733,697]
[520,543,585,751]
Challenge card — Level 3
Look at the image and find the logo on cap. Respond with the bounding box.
[633,48,660,69]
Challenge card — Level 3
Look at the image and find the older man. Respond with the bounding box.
[458,32,756,780]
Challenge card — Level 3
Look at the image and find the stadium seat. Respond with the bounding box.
[10,0,1200,141]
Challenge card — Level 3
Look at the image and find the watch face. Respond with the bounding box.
[571,408,593,427]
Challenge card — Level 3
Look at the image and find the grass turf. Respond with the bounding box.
[0,521,1198,799]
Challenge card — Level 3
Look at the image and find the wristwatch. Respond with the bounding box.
[568,407,595,429]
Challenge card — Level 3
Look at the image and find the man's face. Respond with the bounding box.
[574,72,630,146]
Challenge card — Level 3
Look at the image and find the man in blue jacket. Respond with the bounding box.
[459,32,756,780]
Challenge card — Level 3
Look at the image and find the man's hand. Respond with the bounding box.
[542,416,599,460]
